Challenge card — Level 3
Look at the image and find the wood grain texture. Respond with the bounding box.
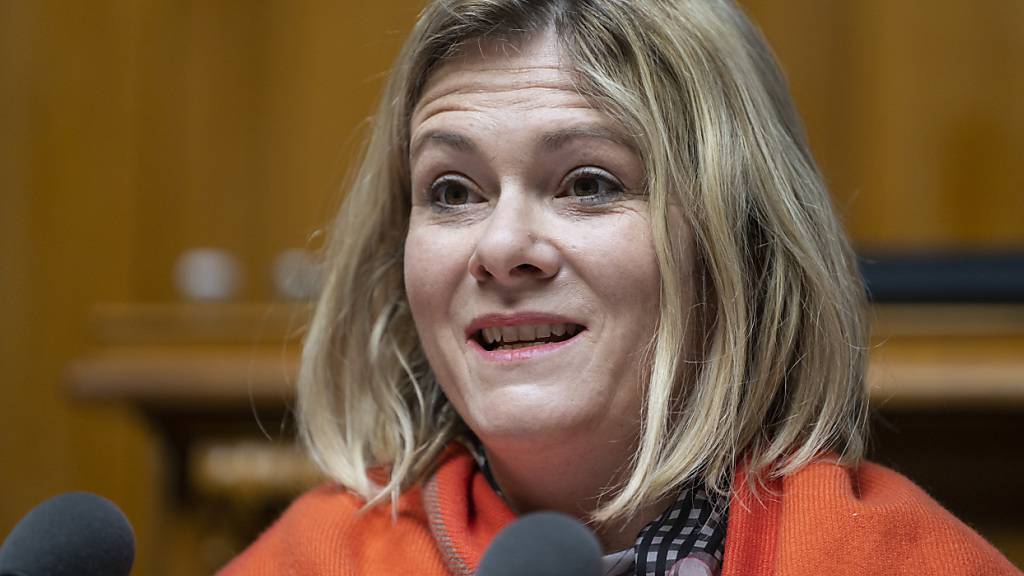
[744,0,1024,251]
[0,3,422,574]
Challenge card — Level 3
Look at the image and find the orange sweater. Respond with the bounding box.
[219,447,1020,575]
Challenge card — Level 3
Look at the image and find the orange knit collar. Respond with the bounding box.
[421,445,741,576]
[422,446,518,575]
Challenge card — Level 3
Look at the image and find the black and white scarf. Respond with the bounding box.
[603,483,728,576]
[473,446,728,576]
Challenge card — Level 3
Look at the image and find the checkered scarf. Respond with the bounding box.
[472,446,727,576]
[600,484,728,576]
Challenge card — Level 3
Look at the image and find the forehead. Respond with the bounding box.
[410,31,596,129]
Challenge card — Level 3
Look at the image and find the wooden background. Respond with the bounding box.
[1,1,1022,574]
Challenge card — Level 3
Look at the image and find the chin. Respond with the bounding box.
[464,396,602,446]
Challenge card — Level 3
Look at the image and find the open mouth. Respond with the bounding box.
[473,323,585,352]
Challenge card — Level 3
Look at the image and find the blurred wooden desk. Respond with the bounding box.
[63,302,1024,572]
[63,303,315,576]
[65,302,1024,410]
[867,303,1024,409]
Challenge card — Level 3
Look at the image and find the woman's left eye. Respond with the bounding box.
[558,168,625,205]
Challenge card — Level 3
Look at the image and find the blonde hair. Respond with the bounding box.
[298,0,868,526]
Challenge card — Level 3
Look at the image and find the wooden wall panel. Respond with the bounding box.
[1,3,422,573]
[131,1,422,301]
[255,2,424,291]
[0,0,38,541]
[745,0,1024,251]
[0,1,159,574]
[132,1,271,301]
[741,0,862,229]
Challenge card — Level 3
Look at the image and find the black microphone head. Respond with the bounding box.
[476,511,603,576]
[0,492,135,576]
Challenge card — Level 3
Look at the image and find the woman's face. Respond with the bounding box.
[404,31,692,447]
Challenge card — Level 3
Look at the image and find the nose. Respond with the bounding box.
[468,193,561,286]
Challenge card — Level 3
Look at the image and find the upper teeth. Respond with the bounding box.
[481,324,579,344]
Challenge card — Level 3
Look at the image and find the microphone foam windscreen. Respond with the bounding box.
[476,511,603,576]
[0,492,135,576]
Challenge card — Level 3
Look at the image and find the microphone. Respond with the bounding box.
[476,511,603,576]
[0,492,135,576]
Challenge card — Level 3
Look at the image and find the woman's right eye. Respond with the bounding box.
[429,176,483,209]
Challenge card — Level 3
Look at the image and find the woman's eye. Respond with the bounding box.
[560,168,624,204]
[429,176,482,209]
[439,182,469,205]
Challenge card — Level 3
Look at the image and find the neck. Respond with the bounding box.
[482,432,672,552]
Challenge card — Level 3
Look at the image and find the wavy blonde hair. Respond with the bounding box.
[298,0,868,526]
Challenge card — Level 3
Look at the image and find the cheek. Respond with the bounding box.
[403,225,467,332]
[403,226,474,411]
[576,215,664,316]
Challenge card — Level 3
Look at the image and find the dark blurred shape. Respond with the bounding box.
[860,253,1024,303]
[0,492,135,576]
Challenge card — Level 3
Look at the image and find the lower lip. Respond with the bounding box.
[468,332,583,362]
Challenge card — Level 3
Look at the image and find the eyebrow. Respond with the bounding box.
[539,125,634,152]
[409,125,634,162]
[409,130,477,161]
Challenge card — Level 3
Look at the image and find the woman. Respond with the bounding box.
[222,1,1019,574]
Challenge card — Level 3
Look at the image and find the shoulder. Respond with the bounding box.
[780,458,956,522]
[217,483,447,576]
[727,459,1020,576]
